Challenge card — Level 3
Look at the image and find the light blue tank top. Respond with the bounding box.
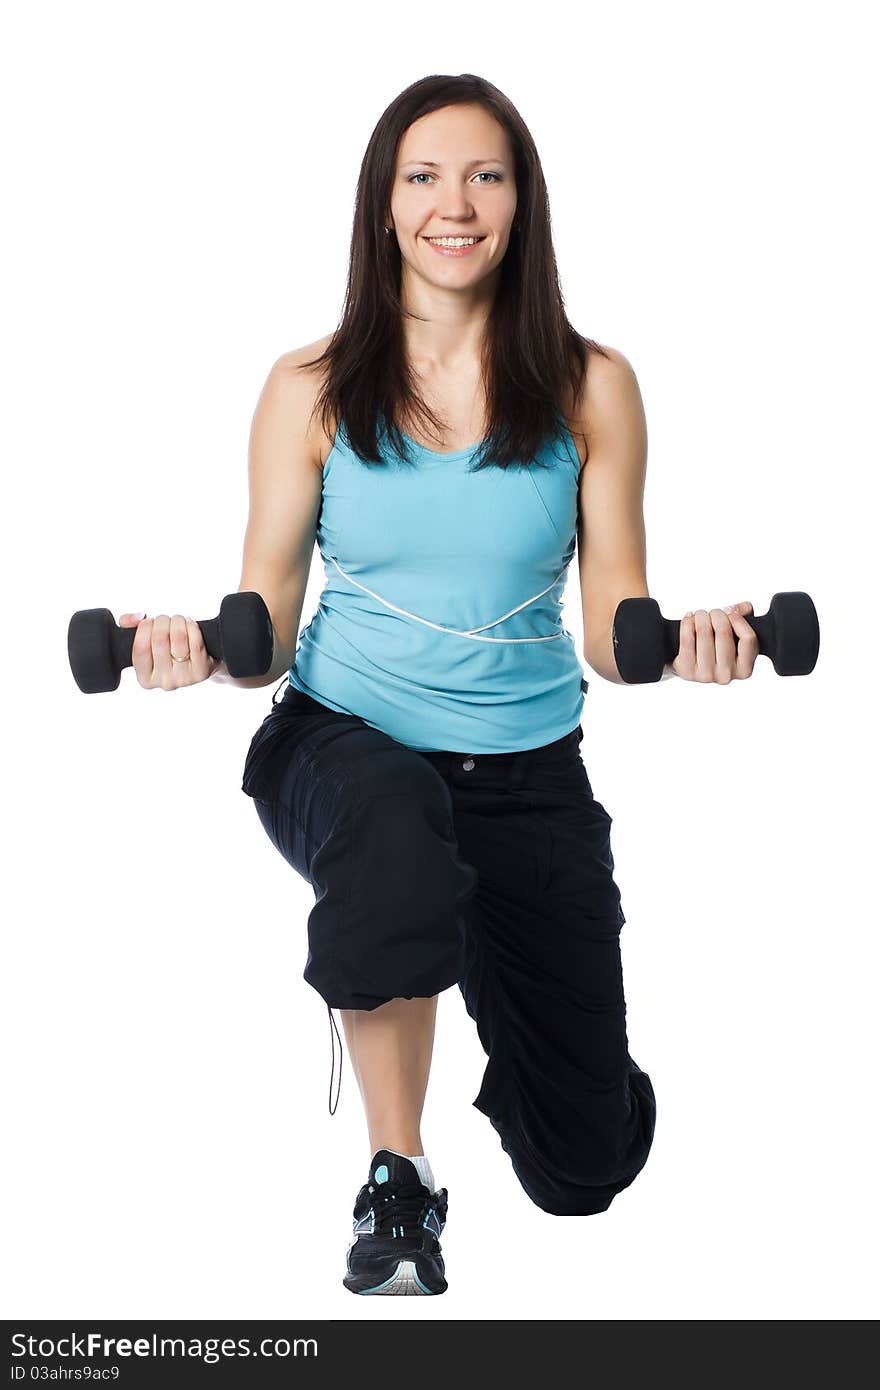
[287,419,589,753]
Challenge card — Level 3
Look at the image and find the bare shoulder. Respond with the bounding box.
[275,331,335,376]
[586,342,636,382]
[581,344,644,438]
[561,343,633,472]
[274,332,338,470]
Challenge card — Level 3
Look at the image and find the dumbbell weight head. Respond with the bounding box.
[612,598,668,684]
[760,591,820,676]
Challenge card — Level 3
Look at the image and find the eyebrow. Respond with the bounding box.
[400,158,505,168]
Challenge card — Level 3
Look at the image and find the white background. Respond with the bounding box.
[3,0,877,1322]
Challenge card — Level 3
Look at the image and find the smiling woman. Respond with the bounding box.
[234,71,656,1301]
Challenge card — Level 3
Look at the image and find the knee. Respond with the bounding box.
[535,1194,616,1217]
[504,1096,655,1217]
[527,1175,623,1217]
[514,1149,637,1217]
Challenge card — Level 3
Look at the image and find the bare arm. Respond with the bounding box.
[576,347,669,683]
[212,344,327,690]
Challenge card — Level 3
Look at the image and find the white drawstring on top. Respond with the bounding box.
[328,555,570,643]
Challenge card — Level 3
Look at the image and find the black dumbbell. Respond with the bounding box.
[612,590,820,684]
[68,591,275,693]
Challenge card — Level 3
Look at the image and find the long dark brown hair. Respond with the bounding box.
[300,73,610,472]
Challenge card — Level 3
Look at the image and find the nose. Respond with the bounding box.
[437,192,477,222]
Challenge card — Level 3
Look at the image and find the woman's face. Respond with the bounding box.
[388,103,518,288]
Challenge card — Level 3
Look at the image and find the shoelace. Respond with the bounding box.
[369,1181,433,1235]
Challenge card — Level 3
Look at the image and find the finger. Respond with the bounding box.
[676,610,695,676]
[727,605,759,678]
[693,609,714,681]
[709,607,736,683]
[187,617,211,677]
[131,615,154,685]
[169,614,192,671]
[151,614,172,689]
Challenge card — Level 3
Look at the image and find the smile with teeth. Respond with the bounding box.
[426,236,483,246]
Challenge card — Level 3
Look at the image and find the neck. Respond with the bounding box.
[399,270,498,372]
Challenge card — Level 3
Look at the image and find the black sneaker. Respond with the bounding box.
[342,1149,448,1296]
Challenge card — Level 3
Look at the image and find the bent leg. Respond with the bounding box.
[456,786,656,1216]
[249,710,479,1010]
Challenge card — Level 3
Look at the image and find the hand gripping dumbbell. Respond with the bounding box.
[612,590,820,684]
[67,591,275,693]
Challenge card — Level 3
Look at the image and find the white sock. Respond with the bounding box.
[387,1149,435,1192]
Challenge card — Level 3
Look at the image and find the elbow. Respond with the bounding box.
[584,621,627,685]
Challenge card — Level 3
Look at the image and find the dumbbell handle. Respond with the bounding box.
[656,610,773,664]
[114,614,223,670]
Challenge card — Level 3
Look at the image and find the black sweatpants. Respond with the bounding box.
[241,683,656,1216]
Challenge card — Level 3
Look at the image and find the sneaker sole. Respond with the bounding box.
[343,1259,447,1296]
